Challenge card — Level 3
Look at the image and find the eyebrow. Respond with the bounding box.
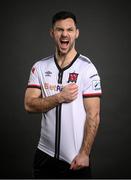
[55,26,75,30]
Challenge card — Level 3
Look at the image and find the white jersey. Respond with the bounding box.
[27,53,102,164]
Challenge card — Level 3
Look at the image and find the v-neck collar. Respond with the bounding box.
[54,53,79,71]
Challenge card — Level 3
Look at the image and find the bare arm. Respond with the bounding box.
[80,97,100,155]
[24,83,78,113]
[70,97,100,170]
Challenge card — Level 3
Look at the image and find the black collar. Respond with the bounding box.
[54,53,79,71]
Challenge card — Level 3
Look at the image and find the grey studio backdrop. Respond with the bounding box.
[1,0,130,178]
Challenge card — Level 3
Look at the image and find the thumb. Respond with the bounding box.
[70,159,76,169]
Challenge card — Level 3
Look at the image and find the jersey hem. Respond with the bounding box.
[37,145,72,164]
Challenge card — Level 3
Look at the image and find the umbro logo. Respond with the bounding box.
[45,71,52,77]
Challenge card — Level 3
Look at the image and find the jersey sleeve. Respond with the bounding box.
[27,62,41,89]
[82,63,102,98]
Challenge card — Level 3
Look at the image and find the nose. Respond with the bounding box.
[61,30,68,37]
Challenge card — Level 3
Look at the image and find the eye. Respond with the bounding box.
[68,28,73,32]
[56,28,63,32]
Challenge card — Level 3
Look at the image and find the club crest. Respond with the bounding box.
[68,72,79,83]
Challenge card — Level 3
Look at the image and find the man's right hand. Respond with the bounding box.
[58,83,78,103]
[25,83,78,113]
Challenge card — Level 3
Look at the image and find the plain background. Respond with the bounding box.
[1,0,130,178]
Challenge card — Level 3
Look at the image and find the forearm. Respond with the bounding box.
[25,93,64,113]
[70,114,100,170]
[80,113,100,156]
[25,83,78,113]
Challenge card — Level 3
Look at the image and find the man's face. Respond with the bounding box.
[50,18,79,55]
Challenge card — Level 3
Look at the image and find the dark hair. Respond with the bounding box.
[52,11,77,27]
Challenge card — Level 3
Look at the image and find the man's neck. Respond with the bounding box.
[55,49,77,69]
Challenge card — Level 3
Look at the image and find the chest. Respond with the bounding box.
[39,63,84,95]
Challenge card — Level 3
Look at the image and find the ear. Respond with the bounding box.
[50,28,53,38]
[75,29,79,39]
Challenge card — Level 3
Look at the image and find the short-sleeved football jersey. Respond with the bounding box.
[27,53,102,164]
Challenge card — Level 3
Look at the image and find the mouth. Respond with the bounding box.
[60,39,69,49]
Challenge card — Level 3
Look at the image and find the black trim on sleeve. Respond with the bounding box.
[27,85,41,89]
[83,93,102,98]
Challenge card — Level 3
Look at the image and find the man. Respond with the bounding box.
[24,11,102,179]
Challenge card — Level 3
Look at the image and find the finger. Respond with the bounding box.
[70,161,75,169]
[71,162,80,170]
[70,159,78,170]
[69,83,78,89]
[76,165,82,170]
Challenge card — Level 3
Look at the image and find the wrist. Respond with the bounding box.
[80,148,90,156]
[56,92,65,104]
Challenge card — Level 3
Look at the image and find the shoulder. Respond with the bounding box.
[78,54,99,74]
[78,54,91,64]
[78,54,96,70]
[38,55,54,64]
[32,55,54,67]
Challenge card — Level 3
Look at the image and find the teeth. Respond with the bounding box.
[61,40,68,42]
[61,41,69,44]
